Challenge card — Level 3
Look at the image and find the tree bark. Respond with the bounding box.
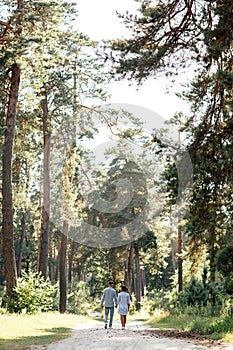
[48,235,55,281]
[54,245,60,282]
[59,220,68,314]
[68,239,74,283]
[209,186,218,282]
[127,244,134,293]
[141,268,146,297]
[17,210,26,277]
[177,217,183,292]
[134,243,141,310]
[2,63,20,299]
[170,208,176,273]
[38,87,50,279]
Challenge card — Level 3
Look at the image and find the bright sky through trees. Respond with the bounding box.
[76,0,190,120]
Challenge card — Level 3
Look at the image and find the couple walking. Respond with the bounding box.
[101,280,130,330]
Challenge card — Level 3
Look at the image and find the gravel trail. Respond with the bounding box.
[30,320,230,350]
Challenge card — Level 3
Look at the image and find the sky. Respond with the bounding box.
[75,0,190,120]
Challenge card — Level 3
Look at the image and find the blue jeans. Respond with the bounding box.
[104,306,114,327]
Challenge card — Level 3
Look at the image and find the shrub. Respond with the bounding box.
[8,270,58,314]
[224,278,233,296]
[207,315,233,334]
[128,293,137,315]
[140,291,166,316]
[67,280,91,315]
[215,245,233,278]
[178,276,208,307]
[174,276,225,317]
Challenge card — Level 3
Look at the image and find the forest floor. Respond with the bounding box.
[30,320,232,350]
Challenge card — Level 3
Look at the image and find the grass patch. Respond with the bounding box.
[147,311,233,344]
[0,312,92,350]
[128,310,151,322]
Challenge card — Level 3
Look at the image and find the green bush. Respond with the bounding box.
[128,293,137,315]
[215,245,233,278]
[224,277,233,295]
[67,280,91,315]
[8,270,58,314]
[178,276,208,307]
[207,315,233,334]
[140,291,166,316]
[174,276,225,317]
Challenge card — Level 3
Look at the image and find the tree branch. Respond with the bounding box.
[0,20,13,30]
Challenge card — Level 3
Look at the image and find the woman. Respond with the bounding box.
[117,285,130,329]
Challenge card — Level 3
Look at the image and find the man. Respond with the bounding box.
[101,280,118,329]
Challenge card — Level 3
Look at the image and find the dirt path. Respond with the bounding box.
[30,320,232,350]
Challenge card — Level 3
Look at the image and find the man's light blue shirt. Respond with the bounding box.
[101,287,117,307]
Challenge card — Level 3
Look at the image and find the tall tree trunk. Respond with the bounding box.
[52,244,57,282]
[17,210,26,277]
[68,239,74,283]
[134,243,141,310]
[0,232,3,281]
[141,268,146,297]
[170,208,176,273]
[48,235,55,281]
[127,244,134,292]
[171,238,177,273]
[124,259,128,287]
[59,220,68,314]
[55,245,60,282]
[2,63,20,299]
[209,224,216,281]
[177,218,183,292]
[209,180,220,282]
[25,234,30,273]
[38,87,50,279]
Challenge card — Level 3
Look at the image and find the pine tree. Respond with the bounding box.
[108,0,233,282]
[0,0,108,299]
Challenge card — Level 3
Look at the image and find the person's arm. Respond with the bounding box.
[101,290,105,308]
[114,290,118,308]
[127,294,130,311]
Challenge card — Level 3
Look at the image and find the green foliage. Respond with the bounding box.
[216,245,233,278]
[140,292,166,316]
[207,315,233,334]
[224,278,233,296]
[67,280,91,315]
[176,276,224,316]
[8,270,58,314]
[86,158,148,232]
[128,293,137,315]
[215,245,233,296]
[178,276,208,307]
[110,1,208,81]
[1,0,233,328]
[108,0,233,290]
[148,311,233,340]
